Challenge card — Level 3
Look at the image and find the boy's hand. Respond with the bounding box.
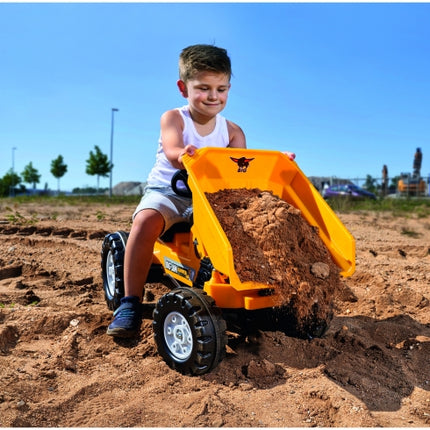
[178,144,197,168]
[282,151,296,161]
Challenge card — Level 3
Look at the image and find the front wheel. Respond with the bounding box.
[153,287,227,375]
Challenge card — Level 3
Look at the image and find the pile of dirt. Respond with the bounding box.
[206,188,341,337]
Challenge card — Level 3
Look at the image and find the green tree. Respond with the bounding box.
[364,174,377,193]
[51,155,68,193]
[21,162,41,190]
[85,145,112,191]
[390,175,400,189]
[0,170,22,197]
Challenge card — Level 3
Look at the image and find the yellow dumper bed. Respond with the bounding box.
[181,147,355,310]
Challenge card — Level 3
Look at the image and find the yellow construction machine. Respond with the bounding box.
[101,148,355,375]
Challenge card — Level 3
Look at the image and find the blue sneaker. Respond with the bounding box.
[106,296,142,338]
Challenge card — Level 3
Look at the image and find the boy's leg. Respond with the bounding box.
[106,209,164,338]
[124,209,165,299]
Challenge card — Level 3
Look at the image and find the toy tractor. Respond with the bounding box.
[101,148,355,375]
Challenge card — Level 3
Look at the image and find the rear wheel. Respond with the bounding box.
[153,287,227,375]
[101,231,129,310]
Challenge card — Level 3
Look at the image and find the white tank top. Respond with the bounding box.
[146,105,230,187]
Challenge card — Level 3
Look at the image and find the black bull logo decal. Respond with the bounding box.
[230,156,255,172]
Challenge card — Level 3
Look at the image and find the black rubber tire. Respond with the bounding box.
[153,287,227,375]
[101,231,129,311]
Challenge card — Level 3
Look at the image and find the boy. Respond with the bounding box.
[107,44,246,337]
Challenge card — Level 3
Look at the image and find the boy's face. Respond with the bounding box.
[177,71,231,120]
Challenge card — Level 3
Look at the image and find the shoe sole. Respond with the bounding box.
[106,327,138,338]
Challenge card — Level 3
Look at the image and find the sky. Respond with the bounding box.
[1,2,429,192]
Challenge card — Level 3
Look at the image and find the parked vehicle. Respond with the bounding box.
[323,183,376,200]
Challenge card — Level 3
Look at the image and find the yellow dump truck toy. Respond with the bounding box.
[101,148,355,375]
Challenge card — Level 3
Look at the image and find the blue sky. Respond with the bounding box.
[1,2,429,191]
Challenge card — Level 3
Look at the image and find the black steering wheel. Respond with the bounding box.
[171,169,192,198]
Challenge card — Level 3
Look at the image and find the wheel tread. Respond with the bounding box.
[101,231,128,310]
[153,287,227,375]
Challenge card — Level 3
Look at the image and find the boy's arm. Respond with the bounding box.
[227,121,247,148]
[160,110,195,169]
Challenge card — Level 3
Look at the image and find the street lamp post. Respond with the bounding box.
[10,147,17,197]
[109,108,119,198]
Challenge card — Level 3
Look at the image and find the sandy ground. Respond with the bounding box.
[0,199,429,427]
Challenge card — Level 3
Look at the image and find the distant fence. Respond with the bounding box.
[309,175,430,197]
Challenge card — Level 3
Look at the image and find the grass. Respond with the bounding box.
[0,302,15,308]
[4,206,40,225]
[325,196,430,217]
[1,194,430,218]
[0,195,139,225]
[1,194,139,206]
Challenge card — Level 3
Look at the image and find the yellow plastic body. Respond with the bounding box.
[152,232,198,287]
[155,147,355,310]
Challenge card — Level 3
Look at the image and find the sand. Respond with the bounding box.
[0,199,429,427]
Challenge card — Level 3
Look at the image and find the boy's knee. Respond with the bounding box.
[133,209,165,236]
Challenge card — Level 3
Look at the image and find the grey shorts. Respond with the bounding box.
[133,186,193,234]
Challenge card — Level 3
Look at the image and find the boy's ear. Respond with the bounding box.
[177,80,188,98]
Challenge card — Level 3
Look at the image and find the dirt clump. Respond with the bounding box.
[206,188,341,337]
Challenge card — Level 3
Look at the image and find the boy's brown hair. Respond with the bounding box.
[179,44,232,82]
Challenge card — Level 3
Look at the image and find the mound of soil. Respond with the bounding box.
[206,188,341,336]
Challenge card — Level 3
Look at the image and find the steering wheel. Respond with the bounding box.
[171,169,192,198]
